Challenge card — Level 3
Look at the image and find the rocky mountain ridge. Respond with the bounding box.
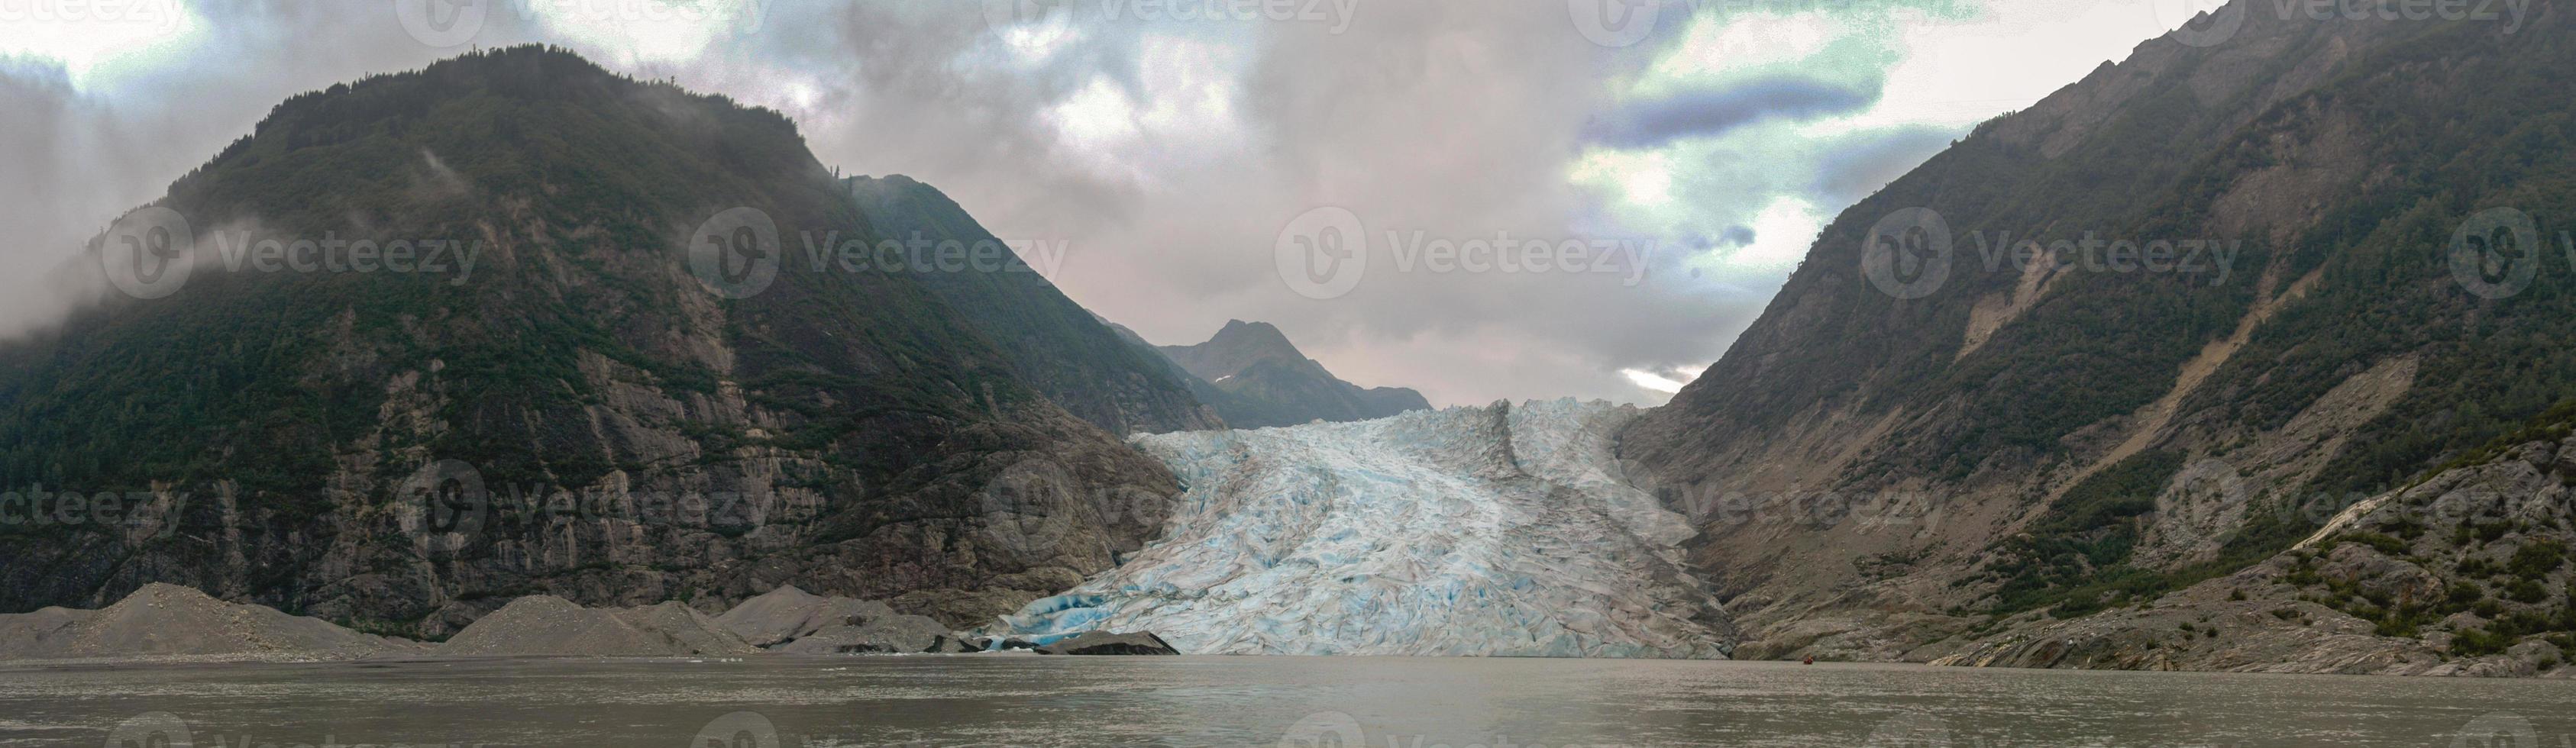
[1149,319,1430,428]
[0,46,1189,635]
[1619,0,2576,671]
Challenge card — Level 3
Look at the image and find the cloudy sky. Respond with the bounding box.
[0,0,2214,406]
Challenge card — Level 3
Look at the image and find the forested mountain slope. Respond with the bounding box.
[0,47,1180,633]
[1621,0,2576,666]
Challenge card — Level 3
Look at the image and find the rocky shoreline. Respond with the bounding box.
[0,584,1177,665]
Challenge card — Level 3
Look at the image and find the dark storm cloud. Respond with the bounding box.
[0,0,1991,405]
[1581,75,1881,150]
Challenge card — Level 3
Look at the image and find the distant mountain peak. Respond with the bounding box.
[1145,320,1430,429]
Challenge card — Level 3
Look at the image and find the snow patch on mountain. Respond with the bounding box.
[994,398,1736,657]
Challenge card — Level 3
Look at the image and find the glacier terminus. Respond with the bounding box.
[996,399,1739,657]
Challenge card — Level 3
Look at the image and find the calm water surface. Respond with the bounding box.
[0,656,2568,746]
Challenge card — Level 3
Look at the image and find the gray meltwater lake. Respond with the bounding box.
[2,656,2571,747]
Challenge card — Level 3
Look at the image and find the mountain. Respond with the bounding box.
[0,47,1183,633]
[1619,0,2576,669]
[1152,320,1430,428]
[1094,317,1309,429]
[842,174,1222,435]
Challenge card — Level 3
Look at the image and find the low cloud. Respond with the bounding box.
[1582,75,1883,150]
[0,0,2145,404]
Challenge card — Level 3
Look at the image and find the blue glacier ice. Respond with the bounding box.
[994,398,1737,658]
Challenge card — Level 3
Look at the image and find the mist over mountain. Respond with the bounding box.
[0,47,1194,631]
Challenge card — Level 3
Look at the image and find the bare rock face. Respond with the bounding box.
[770,614,952,655]
[1611,0,2576,676]
[1931,427,2576,677]
[713,585,956,654]
[1037,630,1179,656]
[713,585,894,648]
[0,47,1188,637]
[0,583,422,662]
[434,595,755,657]
[2317,544,2442,606]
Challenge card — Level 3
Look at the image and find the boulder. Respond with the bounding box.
[771,612,953,655]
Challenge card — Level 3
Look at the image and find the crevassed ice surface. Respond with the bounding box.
[996,398,1737,658]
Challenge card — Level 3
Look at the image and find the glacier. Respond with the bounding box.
[994,398,1737,657]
